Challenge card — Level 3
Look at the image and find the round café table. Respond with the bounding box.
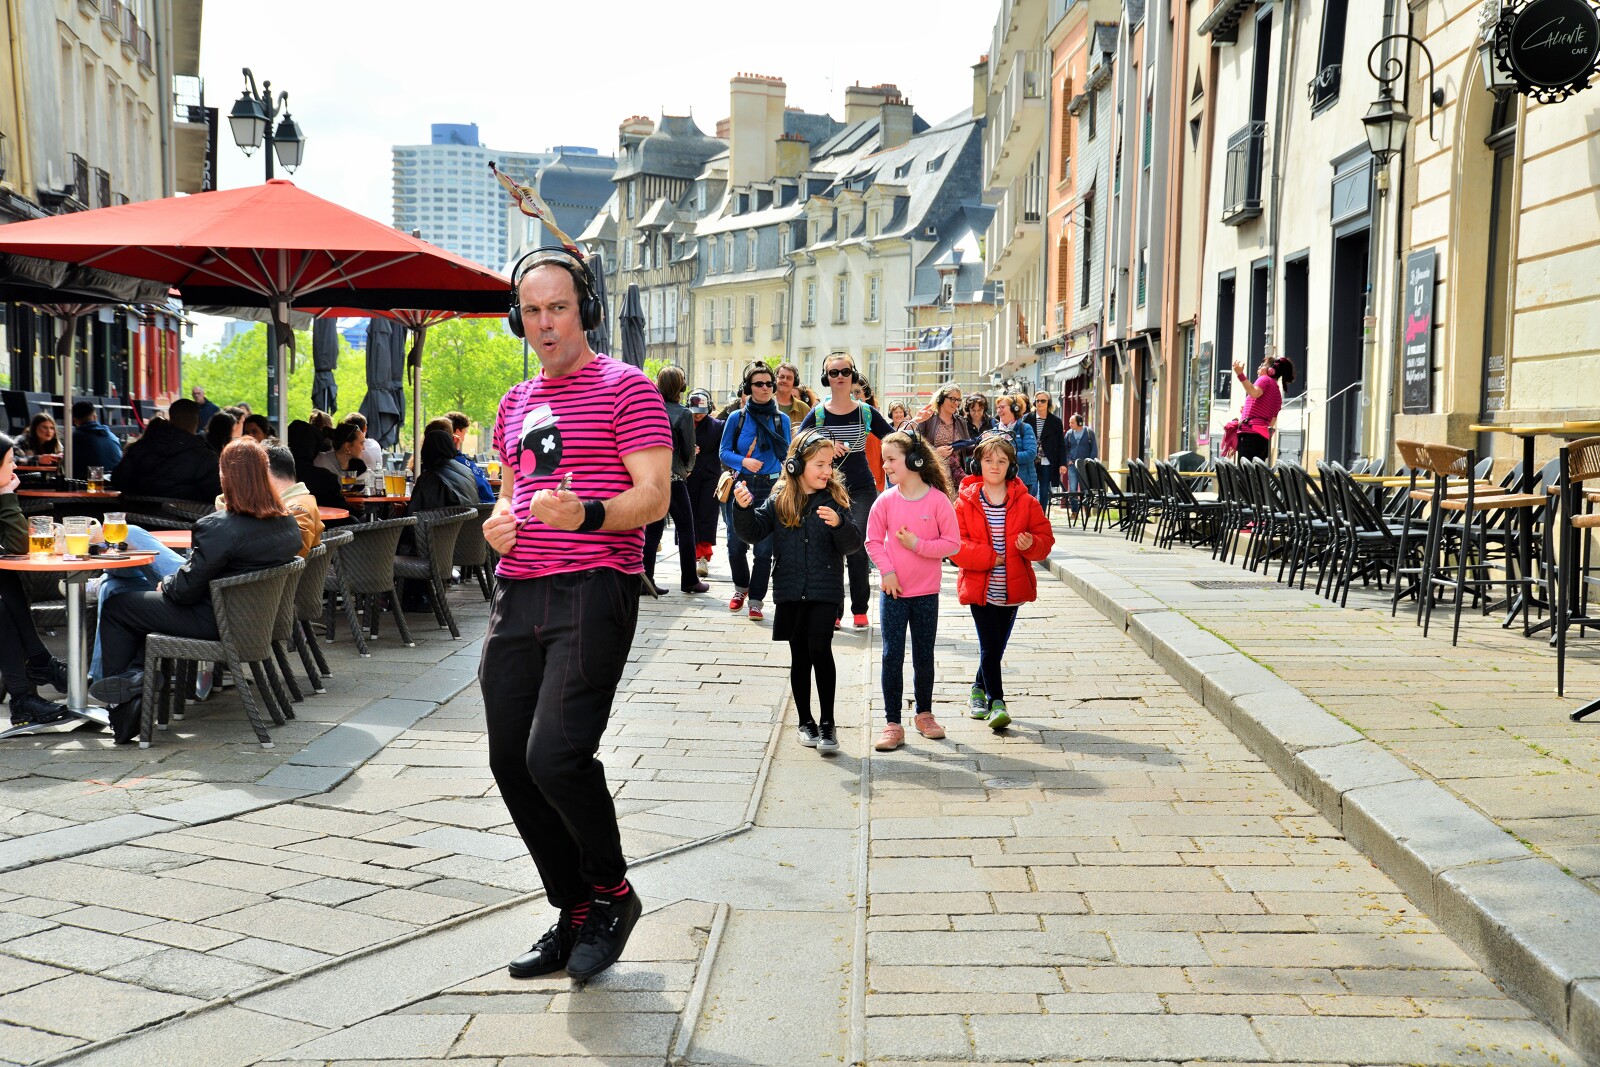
[319,507,350,522]
[341,495,407,521]
[150,530,191,551]
[0,551,159,738]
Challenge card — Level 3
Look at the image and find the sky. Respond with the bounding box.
[190,0,997,347]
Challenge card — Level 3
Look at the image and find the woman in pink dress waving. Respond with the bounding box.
[1231,356,1296,461]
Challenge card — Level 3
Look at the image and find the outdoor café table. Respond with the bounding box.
[149,530,191,551]
[15,490,119,500]
[1466,422,1600,632]
[0,550,159,738]
[342,495,406,520]
[319,507,351,522]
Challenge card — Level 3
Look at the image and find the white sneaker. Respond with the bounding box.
[696,558,709,578]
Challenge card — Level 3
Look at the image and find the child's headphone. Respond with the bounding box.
[508,247,602,336]
[783,427,830,479]
[904,438,928,470]
[819,355,860,389]
[976,432,1019,481]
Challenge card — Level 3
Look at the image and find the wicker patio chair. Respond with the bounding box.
[395,506,474,639]
[324,515,416,657]
[453,503,495,600]
[292,532,348,694]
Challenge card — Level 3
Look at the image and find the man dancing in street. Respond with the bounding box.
[480,251,671,982]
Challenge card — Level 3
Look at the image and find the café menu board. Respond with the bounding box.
[1401,248,1436,415]
[1494,0,1600,103]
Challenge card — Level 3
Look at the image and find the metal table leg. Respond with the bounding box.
[0,573,111,739]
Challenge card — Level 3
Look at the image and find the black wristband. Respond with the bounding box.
[578,498,606,533]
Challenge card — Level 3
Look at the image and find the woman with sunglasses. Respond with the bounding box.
[806,353,894,629]
[1028,392,1066,518]
[719,363,793,620]
[914,384,967,497]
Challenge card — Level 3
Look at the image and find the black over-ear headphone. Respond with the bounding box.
[739,361,773,397]
[784,427,828,479]
[820,356,860,389]
[905,438,927,470]
[508,246,602,337]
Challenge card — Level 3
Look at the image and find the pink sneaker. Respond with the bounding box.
[913,712,945,740]
[874,723,905,751]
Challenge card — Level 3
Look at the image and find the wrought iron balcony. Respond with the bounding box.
[1221,121,1266,225]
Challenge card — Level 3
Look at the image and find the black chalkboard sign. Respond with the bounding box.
[1498,0,1600,102]
[1401,248,1436,415]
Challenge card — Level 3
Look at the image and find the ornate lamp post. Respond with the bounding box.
[228,68,305,181]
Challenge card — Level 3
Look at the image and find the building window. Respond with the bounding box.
[1142,93,1153,170]
[773,291,787,340]
[722,296,733,343]
[723,235,734,274]
[804,278,817,325]
[1309,0,1348,113]
[745,295,757,341]
[867,274,881,322]
[1087,89,1097,140]
[626,182,637,220]
[746,230,758,271]
[1060,88,1072,180]
[833,274,849,324]
[705,300,716,343]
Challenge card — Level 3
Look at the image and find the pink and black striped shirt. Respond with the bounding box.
[492,354,671,580]
[1239,375,1282,439]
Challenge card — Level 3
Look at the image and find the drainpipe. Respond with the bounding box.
[7,0,33,196]
[1265,0,1300,359]
[154,0,173,196]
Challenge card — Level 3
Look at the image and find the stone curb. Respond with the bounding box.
[1045,550,1600,1061]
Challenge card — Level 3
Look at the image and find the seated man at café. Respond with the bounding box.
[111,399,223,503]
[0,435,71,726]
[71,401,123,482]
[443,411,495,503]
[90,440,303,743]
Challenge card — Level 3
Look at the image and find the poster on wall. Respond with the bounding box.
[1401,248,1436,415]
[1196,341,1214,449]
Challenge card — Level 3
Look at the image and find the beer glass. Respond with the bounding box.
[63,517,91,558]
[28,517,56,560]
[103,512,128,550]
[385,472,404,497]
[87,467,105,493]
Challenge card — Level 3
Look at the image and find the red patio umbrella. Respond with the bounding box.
[0,180,511,437]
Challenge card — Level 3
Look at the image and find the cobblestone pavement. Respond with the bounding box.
[1053,526,1600,896]
[0,547,1579,1064]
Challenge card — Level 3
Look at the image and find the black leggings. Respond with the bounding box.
[970,603,1020,703]
[643,479,697,589]
[785,601,839,727]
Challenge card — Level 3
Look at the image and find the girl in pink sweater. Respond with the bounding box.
[866,431,960,751]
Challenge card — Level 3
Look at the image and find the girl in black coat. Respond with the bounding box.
[732,429,861,755]
[684,391,724,575]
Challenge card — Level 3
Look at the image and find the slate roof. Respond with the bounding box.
[613,115,726,182]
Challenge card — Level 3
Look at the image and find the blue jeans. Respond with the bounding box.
[725,476,773,602]
[880,592,938,723]
[90,526,185,681]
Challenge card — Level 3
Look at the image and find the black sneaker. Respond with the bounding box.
[817,722,839,754]
[89,671,144,706]
[796,720,820,748]
[25,659,68,694]
[566,890,643,982]
[508,917,580,979]
[8,692,69,727]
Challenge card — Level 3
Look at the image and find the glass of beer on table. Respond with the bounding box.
[28,517,56,560]
[87,466,105,493]
[384,472,405,497]
[63,517,91,558]
[103,512,128,550]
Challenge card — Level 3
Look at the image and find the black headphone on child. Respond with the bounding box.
[783,427,829,479]
[976,431,1019,481]
[819,354,860,389]
[904,437,928,470]
[507,246,603,337]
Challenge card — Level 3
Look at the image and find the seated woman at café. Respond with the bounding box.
[287,420,346,511]
[410,427,477,514]
[315,424,368,480]
[21,415,61,461]
[0,435,71,727]
[90,439,303,744]
[205,411,239,455]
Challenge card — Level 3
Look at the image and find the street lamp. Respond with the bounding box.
[228,68,305,179]
[1362,91,1413,168]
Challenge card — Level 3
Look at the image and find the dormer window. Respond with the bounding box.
[894,161,913,179]
[926,152,946,173]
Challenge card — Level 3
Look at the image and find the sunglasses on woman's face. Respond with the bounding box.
[750,380,775,390]
[826,367,853,379]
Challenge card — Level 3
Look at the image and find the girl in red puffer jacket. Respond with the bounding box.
[948,434,1055,731]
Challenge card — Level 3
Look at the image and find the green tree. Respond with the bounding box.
[185,318,531,440]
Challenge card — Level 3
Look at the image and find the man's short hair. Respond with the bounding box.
[264,444,297,482]
[425,416,454,439]
[444,411,470,432]
[517,256,589,304]
[71,400,96,420]
[341,412,367,430]
[168,397,200,432]
[1070,412,1085,426]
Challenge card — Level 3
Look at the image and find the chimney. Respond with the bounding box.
[972,58,989,120]
[619,115,655,151]
[880,96,914,150]
[775,133,809,179]
[729,72,787,187]
[715,117,730,138]
[844,82,902,124]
